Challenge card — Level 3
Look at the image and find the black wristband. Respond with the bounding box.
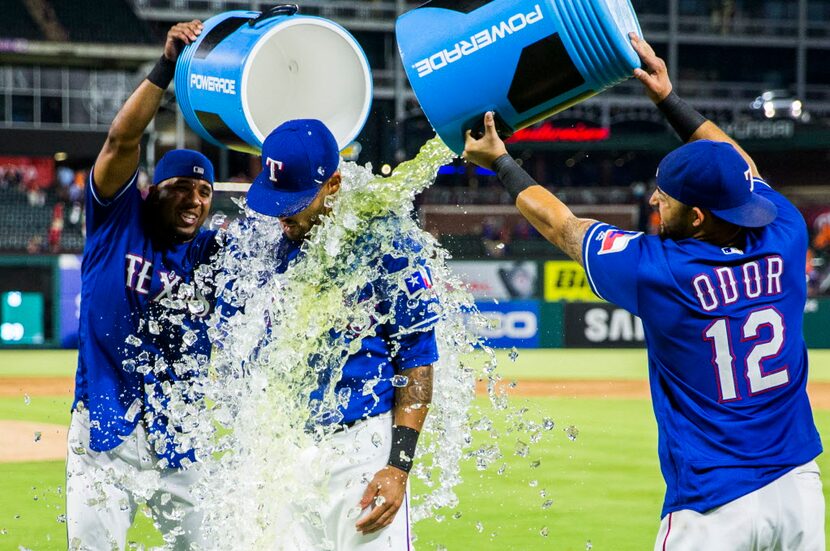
[388,425,420,473]
[657,91,708,142]
[147,55,176,90]
[492,154,538,201]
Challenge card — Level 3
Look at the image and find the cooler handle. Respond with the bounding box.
[248,4,299,26]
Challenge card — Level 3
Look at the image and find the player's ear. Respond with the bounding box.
[690,207,706,228]
[326,172,341,195]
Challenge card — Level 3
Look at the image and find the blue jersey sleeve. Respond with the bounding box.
[382,251,440,371]
[85,167,140,237]
[752,178,808,244]
[582,223,645,315]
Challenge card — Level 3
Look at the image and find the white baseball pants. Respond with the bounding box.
[288,412,413,551]
[65,409,204,551]
[655,461,825,551]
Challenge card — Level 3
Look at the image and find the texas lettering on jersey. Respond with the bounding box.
[124,253,210,317]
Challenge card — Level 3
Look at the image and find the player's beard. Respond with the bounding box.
[657,206,698,241]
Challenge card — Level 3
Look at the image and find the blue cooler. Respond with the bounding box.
[176,5,373,154]
[396,0,643,154]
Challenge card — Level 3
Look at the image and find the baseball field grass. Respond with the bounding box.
[1,349,829,550]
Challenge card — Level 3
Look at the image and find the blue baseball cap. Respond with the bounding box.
[247,119,340,218]
[153,149,214,186]
[656,140,777,228]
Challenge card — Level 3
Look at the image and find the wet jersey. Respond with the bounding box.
[582,179,822,517]
[275,234,439,425]
[74,169,218,467]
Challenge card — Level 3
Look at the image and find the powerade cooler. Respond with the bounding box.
[396,0,643,154]
[176,5,373,154]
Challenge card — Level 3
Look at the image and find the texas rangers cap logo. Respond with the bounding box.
[597,229,643,255]
[266,157,285,183]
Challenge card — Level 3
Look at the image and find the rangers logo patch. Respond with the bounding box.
[597,229,643,255]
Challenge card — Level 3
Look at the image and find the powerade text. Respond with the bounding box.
[412,5,544,78]
[190,74,237,95]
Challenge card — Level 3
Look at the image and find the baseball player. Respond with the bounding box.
[463,35,824,550]
[66,21,219,550]
[245,119,438,550]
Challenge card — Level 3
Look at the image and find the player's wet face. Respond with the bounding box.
[151,177,213,241]
[649,188,696,240]
[279,173,341,242]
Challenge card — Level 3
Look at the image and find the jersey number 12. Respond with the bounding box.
[703,307,789,402]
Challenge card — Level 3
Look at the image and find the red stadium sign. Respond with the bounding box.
[507,123,611,143]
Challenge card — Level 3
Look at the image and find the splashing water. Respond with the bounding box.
[164,138,505,548]
[69,137,569,550]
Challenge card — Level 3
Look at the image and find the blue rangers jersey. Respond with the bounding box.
[275,234,439,425]
[74,169,218,467]
[582,179,822,517]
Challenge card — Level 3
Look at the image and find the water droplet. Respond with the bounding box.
[529,480,538,487]
[23,394,30,406]
[565,425,579,441]
[586,540,593,550]
[530,459,541,468]
[182,331,198,348]
[452,511,462,520]
[125,334,142,347]
[540,526,549,537]
[515,440,529,457]
[542,500,553,509]
[211,213,227,229]
[148,320,160,335]
[122,359,136,373]
[508,347,519,362]
[33,432,41,442]
[543,418,555,430]
[56,514,66,524]
[475,522,484,533]
[371,432,382,448]
[390,374,409,388]
[374,495,386,507]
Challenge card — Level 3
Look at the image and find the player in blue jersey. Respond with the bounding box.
[245,119,438,550]
[464,35,824,551]
[66,21,219,551]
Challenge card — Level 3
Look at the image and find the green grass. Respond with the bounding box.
[3,348,830,381]
[0,350,77,377]
[0,349,829,550]
[0,396,71,426]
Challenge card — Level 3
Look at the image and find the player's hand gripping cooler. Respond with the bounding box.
[175,4,372,154]
[396,0,643,154]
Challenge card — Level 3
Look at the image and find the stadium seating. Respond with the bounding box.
[0,187,83,253]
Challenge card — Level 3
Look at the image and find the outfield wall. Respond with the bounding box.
[2,255,829,349]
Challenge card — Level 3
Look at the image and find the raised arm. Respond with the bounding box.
[629,33,759,178]
[463,113,597,265]
[93,21,203,199]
